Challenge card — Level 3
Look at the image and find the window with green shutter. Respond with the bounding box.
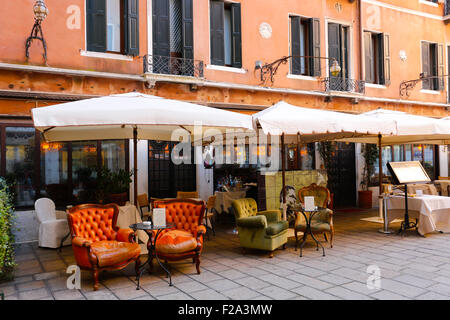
[210,1,242,68]
[86,0,139,56]
[364,31,389,85]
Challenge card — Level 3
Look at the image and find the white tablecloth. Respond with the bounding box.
[116,205,149,254]
[386,195,450,235]
[214,191,246,214]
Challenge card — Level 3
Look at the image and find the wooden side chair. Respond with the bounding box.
[137,193,151,221]
[177,191,199,199]
[204,195,217,239]
[296,183,334,249]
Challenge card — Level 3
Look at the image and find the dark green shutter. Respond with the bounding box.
[86,0,106,53]
[290,16,301,75]
[182,0,194,60]
[383,33,390,85]
[210,1,224,66]
[422,42,430,89]
[364,32,374,83]
[231,3,242,68]
[438,43,445,91]
[310,18,321,77]
[124,0,139,56]
[153,0,170,57]
[327,23,341,77]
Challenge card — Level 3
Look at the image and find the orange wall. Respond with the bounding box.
[0,0,449,118]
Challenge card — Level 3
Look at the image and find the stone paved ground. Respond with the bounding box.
[2,208,450,300]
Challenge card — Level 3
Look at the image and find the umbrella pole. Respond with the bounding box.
[133,127,138,207]
[378,134,383,219]
[281,133,287,221]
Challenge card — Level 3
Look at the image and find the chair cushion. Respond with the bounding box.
[156,230,197,254]
[266,220,289,236]
[90,240,140,268]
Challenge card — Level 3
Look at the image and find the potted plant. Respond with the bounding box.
[318,141,336,209]
[96,167,133,206]
[359,143,378,209]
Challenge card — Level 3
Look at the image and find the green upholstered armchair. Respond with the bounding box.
[295,183,334,249]
[232,198,288,258]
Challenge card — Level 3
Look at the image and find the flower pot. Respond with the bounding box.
[110,192,128,206]
[358,190,373,209]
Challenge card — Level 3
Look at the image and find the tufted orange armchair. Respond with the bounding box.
[152,199,206,274]
[67,204,141,291]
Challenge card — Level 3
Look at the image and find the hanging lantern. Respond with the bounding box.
[330,59,341,77]
[33,0,49,22]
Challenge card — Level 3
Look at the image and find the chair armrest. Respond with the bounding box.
[313,208,333,222]
[257,210,281,223]
[196,225,206,250]
[72,237,92,248]
[55,210,67,220]
[236,215,267,229]
[116,228,136,243]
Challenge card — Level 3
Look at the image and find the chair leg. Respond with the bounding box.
[268,251,274,258]
[242,247,246,255]
[294,230,298,251]
[210,216,216,236]
[135,257,141,275]
[323,233,328,243]
[195,255,201,274]
[93,267,99,291]
[330,231,333,248]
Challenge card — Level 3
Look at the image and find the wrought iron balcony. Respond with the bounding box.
[143,54,204,78]
[323,77,365,94]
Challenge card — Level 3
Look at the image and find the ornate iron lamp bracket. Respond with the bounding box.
[25,1,49,64]
[399,73,448,97]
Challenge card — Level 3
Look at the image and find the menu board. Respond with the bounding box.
[387,161,431,184]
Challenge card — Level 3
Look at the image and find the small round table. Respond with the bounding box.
[130,222,175,290]
[296,207,326,257]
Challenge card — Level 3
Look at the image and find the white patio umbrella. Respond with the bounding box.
[252,101,398,220]
[32,92,254,205]
[338,108,450,231]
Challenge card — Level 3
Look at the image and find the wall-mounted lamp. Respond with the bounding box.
[25,0,49,64]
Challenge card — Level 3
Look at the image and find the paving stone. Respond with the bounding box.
[292,266,327,277]
[19,288,51,300]
[415,291,450,300]
[317,274,353,286]
[290,286,341,300]
[112,285,150,300]
[53,289,85,300]
[190,289,229,300]
[257,286,297,300]
[218,269,248,280]
[341,281,381,296]
[257,274,300,290]
[0,285,16,296]
[175,281,209,293]
[393,274,436,288]
[371,290,409,300]
[84,290,119,300]
[222,286,261,300]
[157,291,193,300]
[428,283,450,296]
[17,280,45,292]
[141,281,180,297]
[205,279,241,291]
[33,271,61,281]
[325,286,373,300]
[233,276,271,290]
[378,279,426,298]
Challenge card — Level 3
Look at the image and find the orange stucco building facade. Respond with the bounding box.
[0,0,449,208]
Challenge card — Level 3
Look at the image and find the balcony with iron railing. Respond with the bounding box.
[323,77,365,94]
[143,54,204,78]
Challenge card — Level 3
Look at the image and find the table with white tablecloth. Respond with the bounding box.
[386,195,450,235]
[116,204,149,254]
[214,190,247,214]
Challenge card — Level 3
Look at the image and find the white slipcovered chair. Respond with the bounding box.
[34,198,71,249]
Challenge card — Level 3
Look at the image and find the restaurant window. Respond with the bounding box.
[210,0,242,68]
[5,127,36,207]
[364,31,390,85]
[421,41,444,91]
[101,140,126,172]
[286,143,315,170]
[290,16,320,76]
[86,0,139,56]
[40,141,69,205]
[72,141,98,202]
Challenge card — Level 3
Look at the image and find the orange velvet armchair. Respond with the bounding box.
[152,199,206,274]
[67,204,141,291]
